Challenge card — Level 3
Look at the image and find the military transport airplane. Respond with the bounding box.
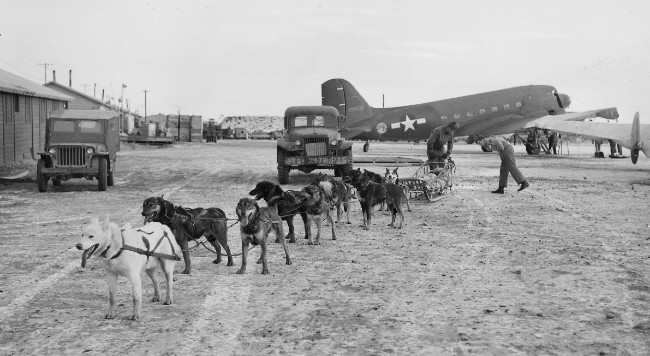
[322,78,619,153]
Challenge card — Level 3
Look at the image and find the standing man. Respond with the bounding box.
[427,121,459,170]
[480,136,529,194]
[547,130,559,154]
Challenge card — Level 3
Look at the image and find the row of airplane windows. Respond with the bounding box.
[440,101,522,120]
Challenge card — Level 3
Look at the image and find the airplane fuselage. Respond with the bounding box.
[332,83,570,141]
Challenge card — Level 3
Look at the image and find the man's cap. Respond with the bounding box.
[448,121,459,130]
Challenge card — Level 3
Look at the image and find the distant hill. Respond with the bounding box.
[219,116,283,132]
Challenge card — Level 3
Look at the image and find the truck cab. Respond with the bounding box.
[277,106,353,184]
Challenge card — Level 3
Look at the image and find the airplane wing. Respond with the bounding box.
[340,126,372,140]
[525,111,650,163]
[530,107,619,123]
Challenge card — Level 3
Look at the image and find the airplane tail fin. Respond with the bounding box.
[322,79,374,122]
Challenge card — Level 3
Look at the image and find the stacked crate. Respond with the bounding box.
[191,116,202,142]
[166,115,202,142]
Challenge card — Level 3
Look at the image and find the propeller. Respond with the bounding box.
[631,112,640,164]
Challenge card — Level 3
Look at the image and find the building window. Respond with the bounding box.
[492,106,498,112]
[14,94,20,112]
[441,115,448,120]
[479,108,486,114]
[504,104,510,110]
[516,102,522,108]
[454,113,461,119]
[467,111,474,117]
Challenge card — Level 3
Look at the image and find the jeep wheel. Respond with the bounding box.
[98,157,108,191]
[107,168,115,186]
[277,150,290,184]
[37,159,48,193]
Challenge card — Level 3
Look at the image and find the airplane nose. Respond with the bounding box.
[559,93,571,108]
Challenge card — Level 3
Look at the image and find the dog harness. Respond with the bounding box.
[241,207,282,235]
[104,229,181,261]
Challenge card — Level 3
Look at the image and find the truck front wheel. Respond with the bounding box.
[37,158,48,192]
[98,157,108,191]
[278,150,290,184]
[107,165,115,186]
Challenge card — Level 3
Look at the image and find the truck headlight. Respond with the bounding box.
[48,148,56,154]
[86,147,94,155]
[295,140,301,146]
[330,138,338,146]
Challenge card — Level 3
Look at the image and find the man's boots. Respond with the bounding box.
[491,186,505,194]
[517,180,529,192]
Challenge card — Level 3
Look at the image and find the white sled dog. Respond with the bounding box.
[76,217,181,321]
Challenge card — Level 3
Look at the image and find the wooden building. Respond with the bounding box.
[1,68,72,166]
[44,81,113,111]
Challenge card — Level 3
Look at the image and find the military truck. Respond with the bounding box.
[36,109,120,192]
[277,106,353,184]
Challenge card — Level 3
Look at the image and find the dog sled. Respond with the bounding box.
[399,157,456,201]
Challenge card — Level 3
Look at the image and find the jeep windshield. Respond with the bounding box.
[290,115,337,129]
[50,120,105,143]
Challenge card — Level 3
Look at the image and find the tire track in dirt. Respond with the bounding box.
[526,189,646,324]
[527,190,615,253]
[179,275,252,354]
[375,190,498,348]
[0,260,78,320]
[173,169,267,354]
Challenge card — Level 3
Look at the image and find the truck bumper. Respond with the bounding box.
[284,156,353,166]
[40,167,98,175]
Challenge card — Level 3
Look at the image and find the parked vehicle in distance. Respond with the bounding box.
[36,109,120,192]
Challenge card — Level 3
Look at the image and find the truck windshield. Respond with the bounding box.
[292,115,337,128]
[52,120,103,134]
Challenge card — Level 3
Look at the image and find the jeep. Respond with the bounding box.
[36,109,120,192]
[277,106,353,184]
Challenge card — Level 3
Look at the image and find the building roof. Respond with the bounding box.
[49,109,120,120]
[44,81,111,107]
[0,68,72,101]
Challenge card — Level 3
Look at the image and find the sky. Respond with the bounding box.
[1,0,648,123]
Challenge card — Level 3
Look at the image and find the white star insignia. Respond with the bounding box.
[401,115,416,131]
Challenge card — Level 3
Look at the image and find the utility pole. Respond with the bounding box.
[38,63,53,83]
[143,90,148,124]
[120,83,127,134]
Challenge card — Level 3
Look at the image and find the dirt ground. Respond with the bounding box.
[0,139,649,355]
